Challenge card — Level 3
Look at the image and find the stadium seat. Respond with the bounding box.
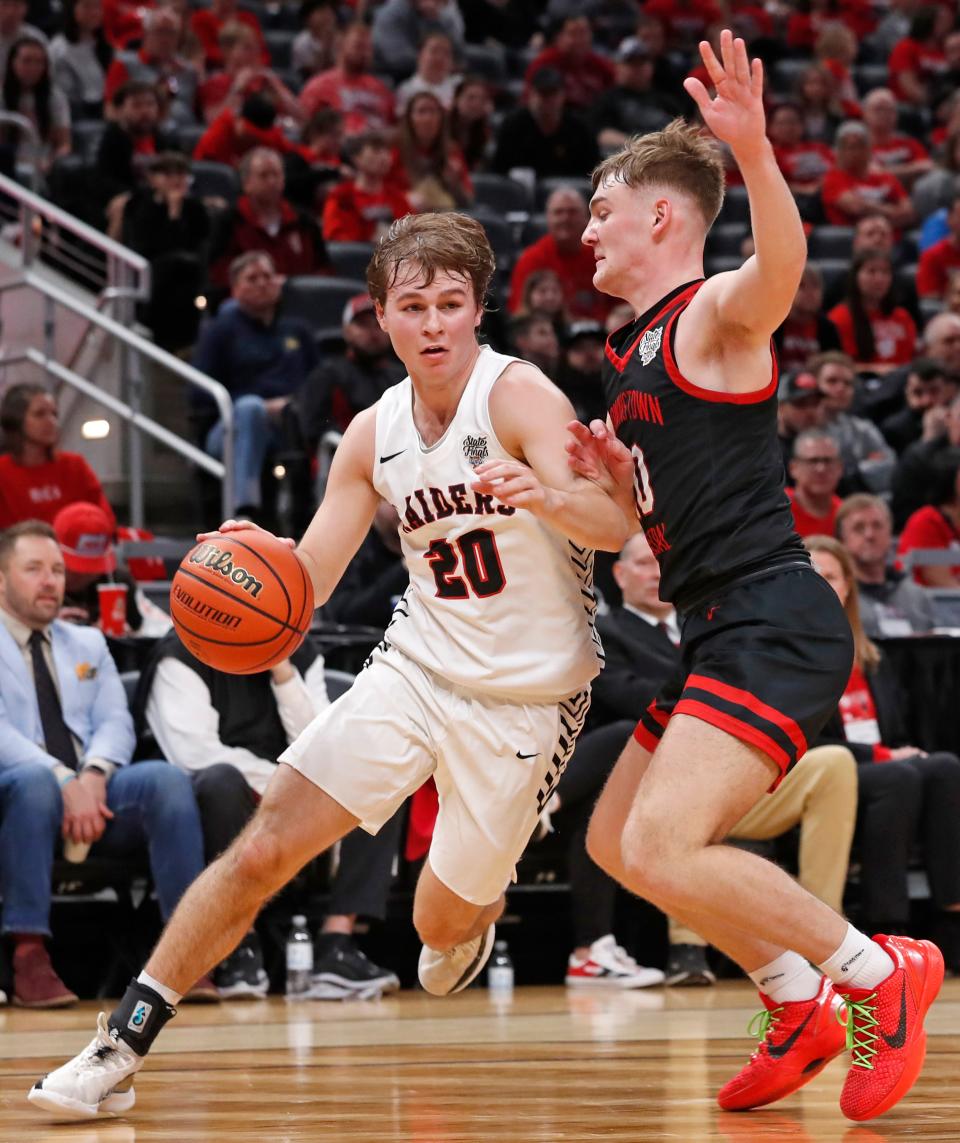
[808,226,855,261]
[705,255,744,276]
[471,172,533,215]
[718,184,751,224]
[71,119,106,161]
[178,122,207,155]
[706,221,749,257]
[463,42,507,83]
[191,160,241,203]
[535,175,593,210]
[264,29,295,70]
[281,275,367,330]
[771,58,809,95]
[854,63,889,93]
[326,241,375,280]
[465,206,515,268]
[811,257,850,296]
[520,212,548,245]
[919,297,945,323]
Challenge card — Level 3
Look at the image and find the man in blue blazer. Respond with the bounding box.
[0,520,206,1008]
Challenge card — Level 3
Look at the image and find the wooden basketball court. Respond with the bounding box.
[2,981,958,1141]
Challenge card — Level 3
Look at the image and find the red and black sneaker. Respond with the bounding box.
[835,934,944,1122]
[718,976,846,1111]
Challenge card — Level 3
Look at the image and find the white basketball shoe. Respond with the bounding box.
[28,1012,143,1119]
[418,924,496,996]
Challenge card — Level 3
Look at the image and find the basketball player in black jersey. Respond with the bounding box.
[566,31,944,1122]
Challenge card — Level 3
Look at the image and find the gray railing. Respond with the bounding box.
[0,271,235,521]
[0,173,235,523]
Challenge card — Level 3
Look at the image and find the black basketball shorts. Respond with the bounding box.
[634,566,854,790]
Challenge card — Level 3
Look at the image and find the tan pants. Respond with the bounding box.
[668,745,858,948]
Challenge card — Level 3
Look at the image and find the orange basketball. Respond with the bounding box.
[170,531,314,675]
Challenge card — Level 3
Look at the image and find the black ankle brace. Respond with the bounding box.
[108,978,177,1056]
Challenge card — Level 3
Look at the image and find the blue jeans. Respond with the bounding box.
[0,762,205,935]
[205,393,281,510]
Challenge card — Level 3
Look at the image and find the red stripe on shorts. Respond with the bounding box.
[633,722,662,753]
[685,674,808,756]
[673,698,791,787]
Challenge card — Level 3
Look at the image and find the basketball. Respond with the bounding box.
[170,530,314,674]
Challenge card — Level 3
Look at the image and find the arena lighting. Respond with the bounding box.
[273,464,286,479]
[81,419,110,439]
[195,295,207,310]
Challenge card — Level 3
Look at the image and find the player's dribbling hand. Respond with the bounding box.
[196,519,296,549]
[472,459,549,512]
[683,30,765,157]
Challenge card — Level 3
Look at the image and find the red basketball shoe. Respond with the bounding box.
[835,934,944,1122]
[718,976,846,1111]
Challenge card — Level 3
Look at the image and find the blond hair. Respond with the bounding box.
[591,118,725,229]
[366,212,495,308]
[805,534,881,671]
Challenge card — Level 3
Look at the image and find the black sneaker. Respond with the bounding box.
[215,933,269,999]
[665,943,716,987]
[311,934,400,1000]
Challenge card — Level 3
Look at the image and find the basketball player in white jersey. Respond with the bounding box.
[28,212,630,1120]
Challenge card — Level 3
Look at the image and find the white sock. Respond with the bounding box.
[818,924,895,991]
[138,970,182,1007]
[748,951,822,1003]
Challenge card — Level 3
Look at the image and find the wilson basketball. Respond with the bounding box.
[170,531,314,674]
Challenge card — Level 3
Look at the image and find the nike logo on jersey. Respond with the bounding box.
[767,1008,816,1059]
[881,978,908,1050]
[380,450,406,464]
[516,751,539,759]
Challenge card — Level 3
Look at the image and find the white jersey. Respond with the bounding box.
[371,345,603,702]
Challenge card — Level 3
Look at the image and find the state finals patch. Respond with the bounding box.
[638,326,663,366]
[461,433,489,468]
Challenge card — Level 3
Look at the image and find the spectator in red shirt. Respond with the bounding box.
[828,248,918,371]
[918,194,960,299]
[198,21,300,124]
[768,101,835,196]
[525,15,615,111]
[786,0,875,51]
[821,121,914,232]
[101,0,151,47]
[322,130,413,242]
[773,262,842,370]
[793,63,845,144]
[208,146,330,288]
[388,90,472,211]
[813,21,861,118]
[787,429,844,538]
[103,6,199,126]
[194,91,308,168]
[509,187,609,322]
[643,0,722,52]
[190,0,267,70]
[898,448,960,585]
[298,22,394,137]
[888,4,952,107]
[862,87,933,189]
[0,384,116,532]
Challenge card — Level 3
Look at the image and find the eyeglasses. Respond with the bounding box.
[794,456,841,467]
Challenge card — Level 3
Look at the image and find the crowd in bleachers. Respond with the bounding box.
[3,0,960,1003]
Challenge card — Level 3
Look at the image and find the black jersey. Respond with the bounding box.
[603,279,807,609]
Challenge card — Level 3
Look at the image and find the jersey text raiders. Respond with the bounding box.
[372,345,602,701]
[603,280,807,609]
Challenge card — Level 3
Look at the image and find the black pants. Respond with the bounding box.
[554,721,634,948]
[189,764,404,921]
[855,752,960,926]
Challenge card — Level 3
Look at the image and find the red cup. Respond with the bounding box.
[97,582,128,637]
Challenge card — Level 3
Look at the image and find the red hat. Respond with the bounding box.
[53,502,117,574]
[342,293,376,325]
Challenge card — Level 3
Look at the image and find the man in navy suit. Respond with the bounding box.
[0,520,206,1008]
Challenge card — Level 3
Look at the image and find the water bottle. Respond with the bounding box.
[487,939,514,996]
[285,914,313,999]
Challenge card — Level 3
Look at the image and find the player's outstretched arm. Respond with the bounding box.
[685,30,806,342]
[203,409,381,607]
[475,363,633,552]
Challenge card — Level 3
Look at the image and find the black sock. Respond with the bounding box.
[108,978,178,1057]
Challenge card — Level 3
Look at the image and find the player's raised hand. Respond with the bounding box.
[683,30,765,156]
[566,420,634,495]
[196,519,296,548]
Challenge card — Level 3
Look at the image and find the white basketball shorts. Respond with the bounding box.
[279,644,590,905]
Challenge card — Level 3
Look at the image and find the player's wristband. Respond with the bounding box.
[58,772,77,788]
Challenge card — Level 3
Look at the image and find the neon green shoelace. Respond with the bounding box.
[837,993,880,1069]
[746,1006,782,1057]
